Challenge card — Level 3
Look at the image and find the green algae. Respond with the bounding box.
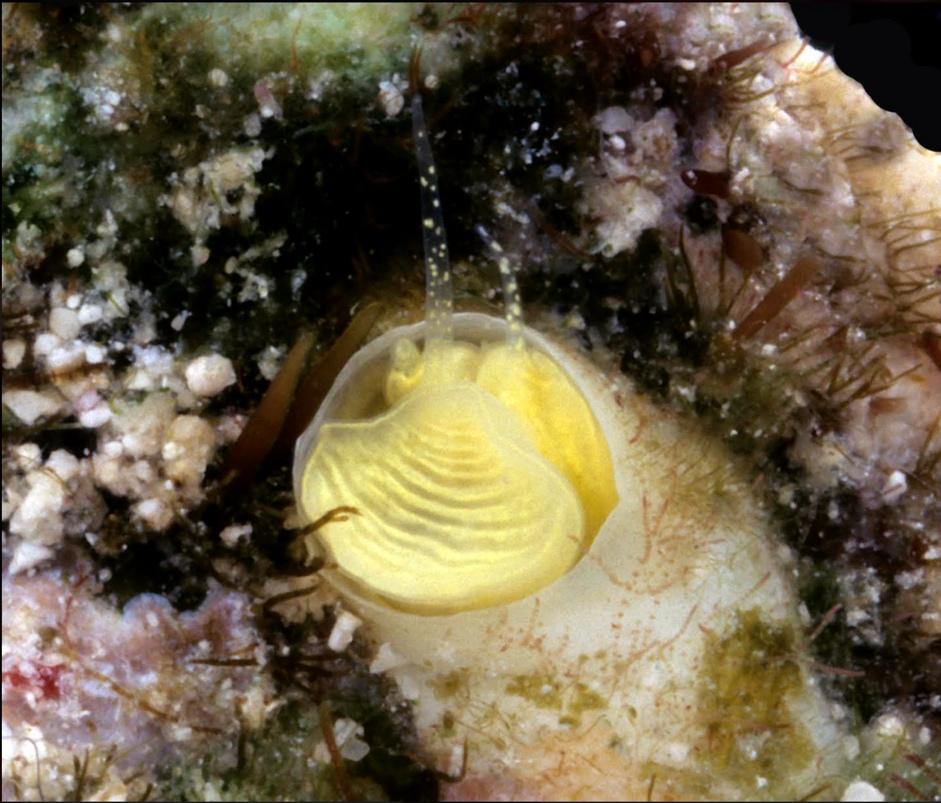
[850,721,941,803]
[155,704,346,802]
[430,669,469,701]
[134,4,421,85]
[693,608,815,797]
[505,674,605,727]
[630,610,827,801]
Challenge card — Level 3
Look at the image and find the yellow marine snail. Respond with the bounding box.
[293,92,849,799]
[295,93,617,615]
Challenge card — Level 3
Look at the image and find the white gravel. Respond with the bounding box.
[186,354,237,397]
[2,389,62,425]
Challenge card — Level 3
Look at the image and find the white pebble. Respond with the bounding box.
[191,244,210,267]
[220,523,252,547]
[243,113,262,138]
[49,307,82,340]
[208,68,229,87]
[2,390,61,425]
[328,610,362,652]
[66,246,85,267]
[255,81,282,119]
[168,724,192,742]
[33,332,61,357]
[46,344,85,372]
[185,354,237,397]
[846,608,870,627]
[10,470,68,545]
[335,718,370,761]
[73,388,98,414]
[84,343,107,364]
[132,460,155,483]
[446,742,465,778]
[369,643,408,674]
[79,404,112,429]
[46,449,80,483]
[895,569,923,590]
[875,714,905,737]
[841,780,885,802]
[314,718,370,763]
[843,735,860,760]
[133,497,174,530]
[882,470,907,503]
[162,441,184,461]
[378,80,404,118]
[594,105,632,133]
[216,413,246,444]
[2,339,26,369]
[396,670,421,701]
[170,311,190,331]
[13,443,42,468]
[78,304,104,325]
[9,542,55,575]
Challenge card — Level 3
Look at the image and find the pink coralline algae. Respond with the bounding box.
[2,559,273,798]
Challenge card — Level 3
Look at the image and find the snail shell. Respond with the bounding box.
[293,312,845,796]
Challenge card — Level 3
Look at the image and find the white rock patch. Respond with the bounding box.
[840,780,885,802]
[186,354,236,397]
[220,523,252,547]
[9,542,56,575]
[2,389,62,426]
[162,415,217,488]
[327,610,362,652]
[49,307,82,339]
[314,718,370,762]
[3,338,27,369]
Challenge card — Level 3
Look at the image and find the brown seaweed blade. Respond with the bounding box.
[681,168,730,198]
[274,301,384,458]
[734,256,821,341]
[710,37,776,72]
[220,302,383,490]
[722,225,764,272]
[922,332,941,372]
[220,329,315,490]
[222,303,381,491]
[319,701,356,801]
